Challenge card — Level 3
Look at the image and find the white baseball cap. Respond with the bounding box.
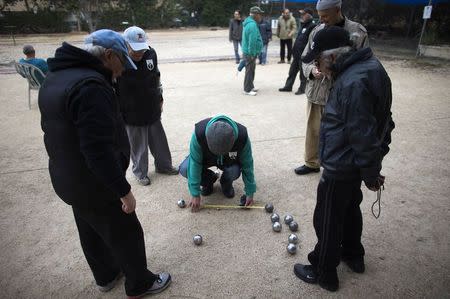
[123,26,148,51]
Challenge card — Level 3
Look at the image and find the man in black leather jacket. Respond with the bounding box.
[293,26,395,292]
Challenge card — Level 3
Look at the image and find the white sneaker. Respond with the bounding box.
[97,272,123,292]
[137,176,151,186]
[252,88,259,92]
[243,90,257,96]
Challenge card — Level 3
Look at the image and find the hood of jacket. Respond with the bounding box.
[332,47,373,79]
[47,42,112,82]
[243,16,256,28]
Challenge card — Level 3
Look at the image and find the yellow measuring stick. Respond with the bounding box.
[201,204,265,209]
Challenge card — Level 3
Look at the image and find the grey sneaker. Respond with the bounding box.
[97,272,123,292]
[137,176,151,186]
[128,272,171,298]
[155,167,179,175]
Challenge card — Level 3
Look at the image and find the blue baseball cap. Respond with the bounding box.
[85,29,137,70]
[123,26,149,51]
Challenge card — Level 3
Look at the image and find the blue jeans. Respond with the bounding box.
[259,44,268,64]
[179,156,241,186]
[232,40,241,63]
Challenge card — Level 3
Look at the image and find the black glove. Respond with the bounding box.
[364,175,385,191]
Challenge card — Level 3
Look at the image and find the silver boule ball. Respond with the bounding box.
[265,203,274,213]
[272,221,282,232]
[193,234,203,245]
[288,233,299,244]
[271,213,280,223]
[289,221,299,232]
[284,214,294,225]
[287,243,297,254]
[177,199,186,208]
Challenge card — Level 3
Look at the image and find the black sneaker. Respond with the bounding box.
[201,173,218,196]
[127,272,171,298]
[279,87,292,92]
[318,271,339,292]
[294,165,320,175]
[295,89,305,95]
[341,256,365,273]
[277,60,285,64]
[293,264,317,284]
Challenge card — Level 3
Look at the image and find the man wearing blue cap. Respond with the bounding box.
[117,26,178,187]
[38,29,171,297]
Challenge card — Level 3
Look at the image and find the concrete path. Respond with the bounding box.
[0,29,449,298]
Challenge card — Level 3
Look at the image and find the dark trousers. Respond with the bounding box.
[280,39,293,62]
[307,174,365,277]
[179,156,241,186]
[283,55,306,92]
[243,55,256,92]
[73,201,157,296]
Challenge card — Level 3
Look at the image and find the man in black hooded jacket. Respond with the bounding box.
[293,26,395,292]
[38,29,171,297]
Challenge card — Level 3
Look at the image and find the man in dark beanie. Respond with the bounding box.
[292,26,394,292]
[294,0,368,175]
[179,115,256,212]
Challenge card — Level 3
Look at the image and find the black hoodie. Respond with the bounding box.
[39,42,131,207]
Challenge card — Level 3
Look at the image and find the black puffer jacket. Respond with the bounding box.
[319,47,395,182]
[117,48,162,126]
[39,42,131,208]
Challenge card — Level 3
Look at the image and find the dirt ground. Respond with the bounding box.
[0,29,449,298]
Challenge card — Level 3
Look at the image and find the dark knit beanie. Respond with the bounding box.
[206,121,236,155]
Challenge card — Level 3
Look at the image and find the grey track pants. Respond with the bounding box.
[125,119,173,179]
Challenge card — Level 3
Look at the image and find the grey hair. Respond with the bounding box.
[321,46,352,60]
[83,44,107,58]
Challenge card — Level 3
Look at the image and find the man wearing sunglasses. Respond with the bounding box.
[117,26,178,187]
[38,29,171,298]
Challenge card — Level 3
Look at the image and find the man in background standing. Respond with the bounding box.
[241,6,264,96]
[279,8,316,94]
[258,17,272,65]
[229,10,244,64]
[276,8,297,64]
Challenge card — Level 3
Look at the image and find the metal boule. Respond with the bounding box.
[288,234,299,244]
[287,243,297,254]
[289,221,299,232]
[193,234,203,245]
[265,203,274,213]
[284,214,294,225]
[272,221,282,232]
[177,199,186,208]
[271,213,280,223]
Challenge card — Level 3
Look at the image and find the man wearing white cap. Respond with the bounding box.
[294,0,368,175]
[117,26,178,187]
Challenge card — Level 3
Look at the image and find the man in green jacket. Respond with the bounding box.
[241,6,264,96]
[179,115,256,212]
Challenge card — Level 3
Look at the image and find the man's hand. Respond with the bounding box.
[364,175,385,192]
[245,195,254,207]
[120,191,136,214]
[312,66,323,79]
[188,196,201,212]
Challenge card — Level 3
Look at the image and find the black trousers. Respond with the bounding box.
[73,201,157,296]
[307,174,365,277]
[280,39,293,62]
[283,55,306,92]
